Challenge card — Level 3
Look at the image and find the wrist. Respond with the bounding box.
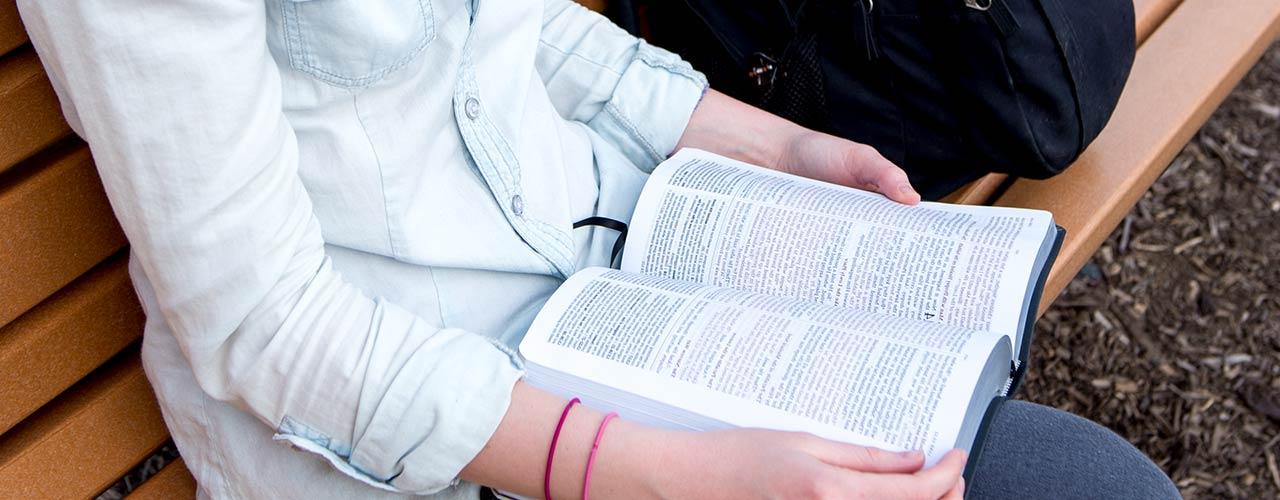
[676,89,808,170]
[770,127,820,175]
[589,421,682,499]
[762,122,812,173]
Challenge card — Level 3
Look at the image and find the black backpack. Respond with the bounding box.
[609,0,1136,199]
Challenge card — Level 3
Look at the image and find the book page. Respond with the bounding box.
[521,268,1011,463]
[621,149,1054,341]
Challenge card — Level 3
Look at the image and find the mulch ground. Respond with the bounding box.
[1022,41,1280,499]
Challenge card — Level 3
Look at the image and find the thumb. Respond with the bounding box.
[844,144,921,205]
[813,441,926,473]
[855,449,967,500]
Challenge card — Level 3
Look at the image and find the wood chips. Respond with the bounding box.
[1025,41,1280,500]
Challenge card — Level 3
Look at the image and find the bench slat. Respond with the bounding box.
[996,0,1280,315]
[0,351,170,500]
[127,459,198,500]
[1134,0,1182,43]
[0,48,70,174]
[938,0,1179,206]
[0,1,23,57]
[941,174,1009,205]
[0,255,143,435]
[578,0,606,12]
[0,144,127,329]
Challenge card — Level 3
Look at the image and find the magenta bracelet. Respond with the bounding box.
[544,398,580,500]
[582,412,619,500]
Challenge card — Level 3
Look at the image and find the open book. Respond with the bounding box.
[520,149,1064,466]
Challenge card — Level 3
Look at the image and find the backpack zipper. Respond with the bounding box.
[965,0,1020,37]
[964,0,992,10]
[854,0,880,60]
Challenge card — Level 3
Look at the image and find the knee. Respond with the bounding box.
[967,400,1180,500]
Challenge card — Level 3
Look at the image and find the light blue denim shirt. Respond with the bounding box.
[17,0,706,497]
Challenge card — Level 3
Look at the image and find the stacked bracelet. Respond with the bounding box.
[582,412,619,500]
[543,399,619,500]
[544,398,580,500]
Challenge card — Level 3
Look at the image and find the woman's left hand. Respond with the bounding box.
[773,129,921,205]
[676,89,921,205]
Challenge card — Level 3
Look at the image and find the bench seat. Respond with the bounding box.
[0,0,1276,497]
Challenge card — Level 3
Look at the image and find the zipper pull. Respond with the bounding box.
[853,0,879,61]
[966,0,1021,37]
[747,52,778,90]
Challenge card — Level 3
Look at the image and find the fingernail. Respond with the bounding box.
[957,477,966,494]
[899,450,923,459]
[898,183,914,194]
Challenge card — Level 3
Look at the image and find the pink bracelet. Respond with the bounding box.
[582,412,619,500]
[544,398,580,500]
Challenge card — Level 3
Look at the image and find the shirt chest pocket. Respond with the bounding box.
[272,0,435,88]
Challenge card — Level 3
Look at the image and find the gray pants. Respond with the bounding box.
[970,400,1180,499]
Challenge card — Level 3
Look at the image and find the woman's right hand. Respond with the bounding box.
[640,427,967,500]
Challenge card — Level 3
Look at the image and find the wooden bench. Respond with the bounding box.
[1,0,1276,497]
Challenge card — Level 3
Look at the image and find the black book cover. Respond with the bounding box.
[1008,224,1066,395]
[964,224,1066,482]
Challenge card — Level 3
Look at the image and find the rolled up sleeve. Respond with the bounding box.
[536,0,708,171]
[17,0,520,493]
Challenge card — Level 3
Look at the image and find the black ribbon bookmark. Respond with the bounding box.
[573,216,629,265]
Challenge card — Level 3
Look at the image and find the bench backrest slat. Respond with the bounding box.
[0,1,26,58]
[0,256,142,435]
[0,145,127,328]
[0,352,169,499]
[0,48,70,175]
[127,458,198,500]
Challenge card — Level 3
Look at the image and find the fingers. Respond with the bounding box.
[912,449,967,500]
[844,144,921,205]
[810,439,925,473]
[941,476,965,500]
[852,449,967,500]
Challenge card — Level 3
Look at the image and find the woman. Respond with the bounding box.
[18,0,1176,498]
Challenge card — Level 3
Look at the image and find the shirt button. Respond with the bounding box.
[464,97,480,120]
[510,194,524,216]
